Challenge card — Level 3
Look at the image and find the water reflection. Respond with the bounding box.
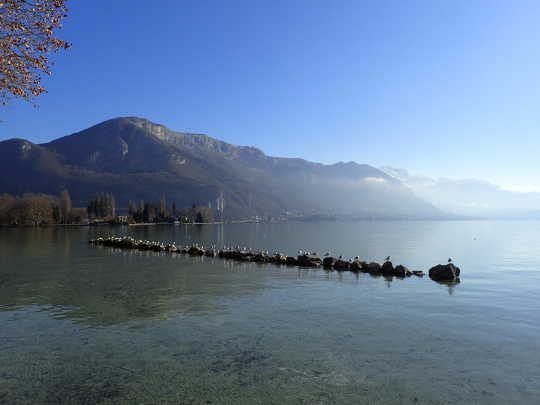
[1,223,540,404]
[384,276,393,288]
[433,279,461,295]
[0,229,280,325]
[0,222,525,326]
[2,228,386,326]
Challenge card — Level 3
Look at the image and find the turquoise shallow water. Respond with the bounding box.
[1,221,539,404]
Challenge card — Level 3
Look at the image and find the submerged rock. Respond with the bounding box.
[334,259,351,270]
[350,260,365,272]
[366,262,381,274]
[204,249,217,257]
[297,254,321,267]
[253,253,269,263]
[238,254,252,262]
[285,256,298,266]
[322,256,337,268]
[310,255,322,265]
[273,254,287,264]
[428,264,460,281]
[394,264,408,277]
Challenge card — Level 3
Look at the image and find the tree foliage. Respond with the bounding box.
[177,206,214,223]
[0,192,58,225]
[59,188,71,223]
[87,192,116,220]
[0,0,70,105]
[0,191,217,226]
[21,192,56,225]
[159,194,166,218]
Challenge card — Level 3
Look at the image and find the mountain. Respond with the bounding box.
[0,117,442,219]
[381,166,540,219]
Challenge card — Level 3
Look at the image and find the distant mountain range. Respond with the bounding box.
[381,166,540,219]
[0,117,443,219]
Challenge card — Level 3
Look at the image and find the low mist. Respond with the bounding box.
[381,167,540,219]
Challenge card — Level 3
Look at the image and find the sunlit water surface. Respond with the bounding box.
[1,221,539,404]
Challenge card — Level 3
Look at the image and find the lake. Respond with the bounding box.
[1,221,539,404]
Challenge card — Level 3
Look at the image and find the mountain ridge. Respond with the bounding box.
[0,117,442,219]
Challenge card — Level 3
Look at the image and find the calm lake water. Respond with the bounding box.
[1,221,539,404]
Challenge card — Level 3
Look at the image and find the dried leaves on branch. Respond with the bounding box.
[0,0,70,105]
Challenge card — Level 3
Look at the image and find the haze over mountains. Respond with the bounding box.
[0,117,442,219]
[381,167,540,219]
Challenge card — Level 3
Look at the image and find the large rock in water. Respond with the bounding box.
[285,256,298,266]
[323,257,337,268]
[366,262,381,274]
[253,253,268,263]
[350,260,365,272]
[297,254,320,267]
[394,264,409,277]
[334,259,351,270]
[429,263,460,281]
[273,254,287,264]
[381,261,394,276]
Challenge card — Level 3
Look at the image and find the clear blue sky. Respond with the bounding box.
[2,0,539,191]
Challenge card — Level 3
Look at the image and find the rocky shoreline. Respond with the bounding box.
[89,236,461,283]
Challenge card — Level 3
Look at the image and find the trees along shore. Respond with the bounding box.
[0,191,215,226]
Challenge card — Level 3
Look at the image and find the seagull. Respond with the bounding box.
[385,256,391,261]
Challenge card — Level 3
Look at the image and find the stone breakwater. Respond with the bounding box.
[89,236,461,282]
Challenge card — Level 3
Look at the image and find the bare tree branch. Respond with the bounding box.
[0,0,70,105]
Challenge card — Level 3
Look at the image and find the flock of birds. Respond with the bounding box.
[88,235,456,280]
